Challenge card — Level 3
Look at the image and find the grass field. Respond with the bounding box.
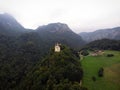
[81,50,120,90]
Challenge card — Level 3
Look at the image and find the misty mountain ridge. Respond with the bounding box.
[79,27,120,42]
[37,22,71,33]
[0,13,26,36]
[36,22,85,48]
[0,13,85,49]
[0,13,120,47]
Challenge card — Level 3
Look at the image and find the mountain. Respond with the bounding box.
[0,13,26,36]
[36,23,85,49]
[0,14,86,90]
[79,27,120,42]
[0,13,85,48]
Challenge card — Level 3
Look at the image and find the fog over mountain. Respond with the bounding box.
[0,13,85,48]
[0,0,120,33]
[0,13,26,36]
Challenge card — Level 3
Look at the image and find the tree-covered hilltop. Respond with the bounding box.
[20,45,85,90]
[82,39,120,51]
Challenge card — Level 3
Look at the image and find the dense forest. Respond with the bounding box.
[0,39,86,90]
[82,39,120,51]
[0,33,48,90]
[19,45,86,90]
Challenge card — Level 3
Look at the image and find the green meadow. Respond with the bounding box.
[81,50,120,90]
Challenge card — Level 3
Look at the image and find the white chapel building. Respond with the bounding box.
[55,43,61,52]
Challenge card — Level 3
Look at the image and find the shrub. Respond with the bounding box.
[107,54,114,57]
[98,67,104,77]
[81,50,89,56]
[92,76,96,81]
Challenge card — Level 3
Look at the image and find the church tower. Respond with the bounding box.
[55,43,61,52]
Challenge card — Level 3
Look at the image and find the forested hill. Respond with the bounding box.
[20,45,85,90]
[82,39,120,51]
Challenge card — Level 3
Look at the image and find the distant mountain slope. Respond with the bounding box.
[36,23,85,49]
[0,13,26,36]
[79,27,120,42]
[0,13,85,49]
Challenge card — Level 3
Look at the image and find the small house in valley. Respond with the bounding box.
[90,50,104,56]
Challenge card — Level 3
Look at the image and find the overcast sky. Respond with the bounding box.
[0,0,120,33]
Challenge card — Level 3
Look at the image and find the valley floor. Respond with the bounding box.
[81,50,120,90]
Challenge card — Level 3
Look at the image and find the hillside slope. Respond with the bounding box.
[0,13,26,36]
[20,45,84,90]
[36,23,85,49]
[82,39,120,51]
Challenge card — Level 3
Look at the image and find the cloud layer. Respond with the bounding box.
[0,0,120,32]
